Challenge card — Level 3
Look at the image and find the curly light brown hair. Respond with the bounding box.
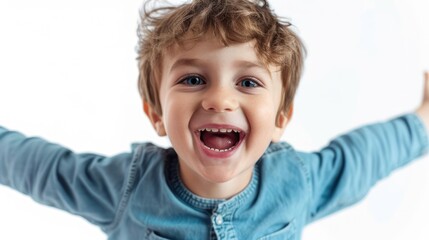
[137,0,305,116]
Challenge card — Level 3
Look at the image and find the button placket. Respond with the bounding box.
[212,204,226,239]
[212,203,240,240]
[215,203,227,224]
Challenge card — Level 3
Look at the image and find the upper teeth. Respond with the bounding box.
[199,128,240,133]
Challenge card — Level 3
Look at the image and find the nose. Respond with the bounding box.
[201,86,239,112]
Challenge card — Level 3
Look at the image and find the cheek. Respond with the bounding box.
[161,92,197,144]
[245,96,279,138]
[162,94,185,131]
[249,95,278,122]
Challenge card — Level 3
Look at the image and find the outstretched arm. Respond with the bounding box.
[0,127,134,229]
[416,72,429,129]
[304,73,429,221]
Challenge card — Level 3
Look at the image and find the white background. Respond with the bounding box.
[0,0,428,239]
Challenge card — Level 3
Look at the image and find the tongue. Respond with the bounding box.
[201,132,238,150]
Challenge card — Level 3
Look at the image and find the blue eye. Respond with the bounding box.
[240,79,259,88]
[180,75,205,86]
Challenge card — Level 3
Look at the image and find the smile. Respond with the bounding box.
[196,127,246,153]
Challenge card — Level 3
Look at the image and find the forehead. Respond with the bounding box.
[161,37,280,75]
[167,38,257,63]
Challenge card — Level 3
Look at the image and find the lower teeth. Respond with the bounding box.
[206,146,234,152]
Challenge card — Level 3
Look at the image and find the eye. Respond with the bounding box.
[179,75,205,86]
[239,78,260,88]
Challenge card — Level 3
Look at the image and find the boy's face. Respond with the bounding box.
[145,36,291,197]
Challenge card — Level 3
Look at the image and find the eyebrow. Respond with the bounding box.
[233,60,266,69]
[169,58,269,73]
[233,60,272,76]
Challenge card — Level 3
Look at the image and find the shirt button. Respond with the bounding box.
[215,214,224,225]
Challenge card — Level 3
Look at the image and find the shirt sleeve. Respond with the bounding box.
[0,126,135,228]
[300,113,429,223]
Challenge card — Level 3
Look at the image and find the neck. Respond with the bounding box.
[179,166,253,199]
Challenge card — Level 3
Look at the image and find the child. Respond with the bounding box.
[1,0,428,239]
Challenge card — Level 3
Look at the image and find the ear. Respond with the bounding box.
[272,104,293,142]
[143,101,166,136]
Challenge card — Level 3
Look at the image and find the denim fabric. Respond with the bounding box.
[0,114,427,239]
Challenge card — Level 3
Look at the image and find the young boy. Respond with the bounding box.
[1,0,428,239]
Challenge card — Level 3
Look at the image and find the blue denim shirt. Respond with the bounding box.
[0,114,427,239]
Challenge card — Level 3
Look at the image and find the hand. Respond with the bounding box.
[416,72,429,129]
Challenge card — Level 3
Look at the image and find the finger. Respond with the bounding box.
[424,71,429,101]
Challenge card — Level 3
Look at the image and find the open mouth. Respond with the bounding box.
[197,128,245,152]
